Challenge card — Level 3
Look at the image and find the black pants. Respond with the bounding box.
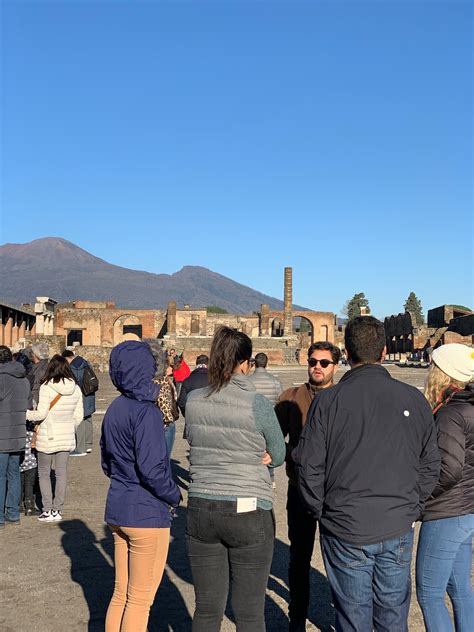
[287,483,317,622]
[186,497,275,632]
[21,467,37,503]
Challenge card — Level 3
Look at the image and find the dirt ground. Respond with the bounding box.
[2,364,437,631]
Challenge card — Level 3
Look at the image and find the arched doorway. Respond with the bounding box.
[113,314,142,345]
[293,316,314,346]
[271,318,284,337]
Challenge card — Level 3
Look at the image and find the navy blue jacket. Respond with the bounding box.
[70,356,96,418]
[100,341,180,527]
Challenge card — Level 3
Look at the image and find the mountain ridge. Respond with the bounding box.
[0,237,302,313]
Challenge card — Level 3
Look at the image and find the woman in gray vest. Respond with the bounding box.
[185,326,285,632]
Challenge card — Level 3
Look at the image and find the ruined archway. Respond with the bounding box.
[113,314,142,345]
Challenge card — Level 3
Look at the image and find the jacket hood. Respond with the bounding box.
[452,383,474,405]
[109,341,160,402]
[0,360,26,378]
[71,356,88,370]
[46,378,77,395]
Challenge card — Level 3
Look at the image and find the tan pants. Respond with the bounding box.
[105,525,170,632]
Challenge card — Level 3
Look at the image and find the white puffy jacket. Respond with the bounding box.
[26,379,84,454]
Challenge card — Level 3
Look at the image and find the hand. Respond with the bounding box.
[262,451,272,466]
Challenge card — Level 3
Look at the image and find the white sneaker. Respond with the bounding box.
[38,511,54,522]
[50,510,63,522]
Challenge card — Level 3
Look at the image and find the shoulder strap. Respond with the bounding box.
[49,393,62,410]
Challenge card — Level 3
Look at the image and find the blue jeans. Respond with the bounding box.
[321,528,414,631]
[416,514,474,631]
[164,422,176,457]
[0,452,21,524]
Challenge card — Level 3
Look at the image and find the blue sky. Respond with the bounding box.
[1,0,472,317]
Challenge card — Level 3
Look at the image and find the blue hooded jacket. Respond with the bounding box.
[100,341,180,527]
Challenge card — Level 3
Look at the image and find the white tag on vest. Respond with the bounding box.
[236,497,257,513]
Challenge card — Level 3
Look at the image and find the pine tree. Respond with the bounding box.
[404,292,424,325]
[343,293,371,320]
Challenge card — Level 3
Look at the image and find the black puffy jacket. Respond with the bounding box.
[177,367,209,416]
[0,361,30,453]
[422,385,474,522]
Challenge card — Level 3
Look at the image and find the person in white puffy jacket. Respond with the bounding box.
[26,355,83,523]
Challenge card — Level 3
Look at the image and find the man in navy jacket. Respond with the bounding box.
[293,317,440,632]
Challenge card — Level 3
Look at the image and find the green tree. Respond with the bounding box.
[404,292,424,325]
[343,293,371,320]
[206,305,228,314]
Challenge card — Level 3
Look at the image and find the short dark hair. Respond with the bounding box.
[196,355,209,366]
[307,341,341,364]
[254,352,268,368]
[0,345,13,364]
[345,316,386,364]
[41,354,76,385]
[61,350,75,358]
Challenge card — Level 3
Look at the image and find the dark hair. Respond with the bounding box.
[208,327,252,394]
[0,345,13,364]
[61,349,75,358]
[254,352,268,368]
[307,341,341,364]
[196,355,209,366]
[41,354,76,384]
[345,316,386,365]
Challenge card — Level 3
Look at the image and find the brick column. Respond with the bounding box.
[260,304,270,336]
[4,314,13,347]
[283,267,293,336]
[167,302,177,336]
[19,319,26,339]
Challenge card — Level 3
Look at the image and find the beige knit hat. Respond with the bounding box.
[432,343,474,383]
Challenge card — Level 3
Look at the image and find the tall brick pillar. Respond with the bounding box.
[167,301,177,336]
[260,304,270,336]
[4,314,13,347]
[283,267,293,336]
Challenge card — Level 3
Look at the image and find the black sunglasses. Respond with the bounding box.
[308,358,335,368]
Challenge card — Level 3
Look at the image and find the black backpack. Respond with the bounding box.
[81,364,99,396]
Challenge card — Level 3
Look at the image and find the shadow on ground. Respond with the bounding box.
[60,520,114,631]
[60,477,334,631]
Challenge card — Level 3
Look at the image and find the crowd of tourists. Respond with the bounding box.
[0,342,99,524]
[99,319,473,632]
[1,318,473,632]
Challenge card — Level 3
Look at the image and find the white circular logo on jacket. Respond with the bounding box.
[404,410,410,417]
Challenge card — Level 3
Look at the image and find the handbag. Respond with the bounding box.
[31,393,62,449]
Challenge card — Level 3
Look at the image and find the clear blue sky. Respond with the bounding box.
[1,0,472,317]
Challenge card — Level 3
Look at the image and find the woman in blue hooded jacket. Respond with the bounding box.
[100,341,181,632]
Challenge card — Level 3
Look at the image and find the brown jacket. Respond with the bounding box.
[275,383,315,485]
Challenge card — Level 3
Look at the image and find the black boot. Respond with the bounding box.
[25,498,40,516]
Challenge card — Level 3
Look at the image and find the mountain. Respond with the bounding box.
[0,237,299,313]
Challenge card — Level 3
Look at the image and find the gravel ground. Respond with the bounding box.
[1,364,440,631]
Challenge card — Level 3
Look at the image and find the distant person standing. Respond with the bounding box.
[144,339,179,457]
[29,343,50,406]
[416,344,474,632]
[249,353,283,489]
[275,341,340,632]
[249,352,283,405]
[62,350,98,456]
[0,346,30,527]
[177,355,209,417]
[294,317,440,632]
[172,353,191,397]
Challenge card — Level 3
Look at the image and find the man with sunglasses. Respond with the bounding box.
[275,341,341,632]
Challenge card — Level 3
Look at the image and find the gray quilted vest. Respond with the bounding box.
[185,373,272,504]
